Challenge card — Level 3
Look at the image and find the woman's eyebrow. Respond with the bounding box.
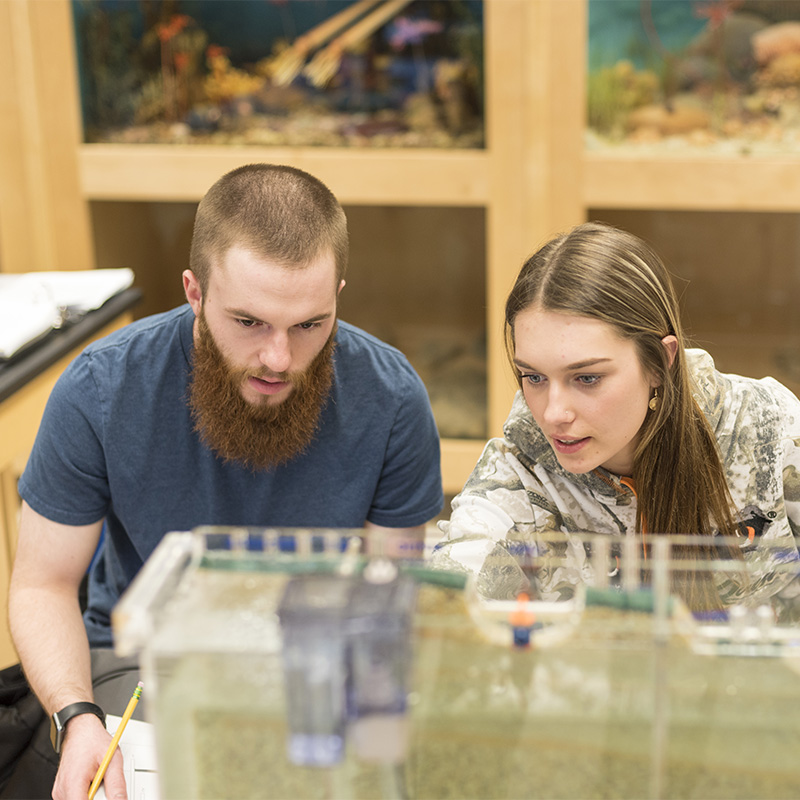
[514,357,612,371]
[564,357,612,370]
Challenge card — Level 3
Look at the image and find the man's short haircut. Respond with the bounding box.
[189,163,349,292]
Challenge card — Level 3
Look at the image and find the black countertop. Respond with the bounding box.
[0,288,142,404]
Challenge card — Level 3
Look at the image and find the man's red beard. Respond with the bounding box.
[188,311,335,470]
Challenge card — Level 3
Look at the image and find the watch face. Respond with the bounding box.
[50,714,64,753]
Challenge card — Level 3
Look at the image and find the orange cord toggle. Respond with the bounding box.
[620,476,647,561]
[510,592,537,647]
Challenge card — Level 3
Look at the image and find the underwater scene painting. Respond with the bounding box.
[71,0,484,148]
[588,0,800,155]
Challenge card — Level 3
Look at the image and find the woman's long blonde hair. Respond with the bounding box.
[505,223,739,604]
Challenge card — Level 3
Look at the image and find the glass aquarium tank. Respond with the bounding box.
[114,527,800,799]
[588,0,800,156]
[71,0,484,148]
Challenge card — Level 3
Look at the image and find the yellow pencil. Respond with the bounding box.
[88,681,144,800]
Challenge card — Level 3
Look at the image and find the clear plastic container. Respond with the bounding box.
[113,527,800,799]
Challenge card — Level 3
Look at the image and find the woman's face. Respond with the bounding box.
[513,307,658,477]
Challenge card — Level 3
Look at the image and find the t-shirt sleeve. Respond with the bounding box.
[366,367,443,528]
[18,351,110,526]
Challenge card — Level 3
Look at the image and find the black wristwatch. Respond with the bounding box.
[50,702,106,754]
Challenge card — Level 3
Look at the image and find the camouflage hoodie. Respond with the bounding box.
[433,350,800,608]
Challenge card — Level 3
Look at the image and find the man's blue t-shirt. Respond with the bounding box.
[19,306,443,646]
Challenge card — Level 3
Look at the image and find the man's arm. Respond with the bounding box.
[9,502,125,800]
[364,521,427,559]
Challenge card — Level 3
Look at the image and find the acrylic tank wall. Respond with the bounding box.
[115,527,800,800]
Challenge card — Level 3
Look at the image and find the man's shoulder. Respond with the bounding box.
[335,321,416,372]
[84,305,192,361]
[335,321,430,396]
[336,320,401,352]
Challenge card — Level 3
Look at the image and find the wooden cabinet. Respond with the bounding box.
[0,0,94,273]
[11,0,800,493]
[3,0,587,495]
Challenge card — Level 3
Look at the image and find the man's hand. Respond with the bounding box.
[10,503,108,798]
[52,713,126,800]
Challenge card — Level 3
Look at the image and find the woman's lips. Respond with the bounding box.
[551,436,590,455]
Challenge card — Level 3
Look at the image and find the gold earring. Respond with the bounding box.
[649,388,659,412]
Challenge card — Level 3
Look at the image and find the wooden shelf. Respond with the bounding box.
[79,144,490,206]
[585,150,800,213]
[86,136,800,214]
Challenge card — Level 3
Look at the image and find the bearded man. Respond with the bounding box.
[9,164,442,799]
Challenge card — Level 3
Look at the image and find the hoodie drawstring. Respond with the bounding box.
[620,476,647,561]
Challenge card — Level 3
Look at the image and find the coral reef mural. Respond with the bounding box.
[588,0,800,154]
[72,0,484,148]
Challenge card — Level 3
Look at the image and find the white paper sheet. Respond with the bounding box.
[93,714,159,800]
[0,268,134,358]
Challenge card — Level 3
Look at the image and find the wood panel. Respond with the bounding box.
[0,0,94,273]
[486,0,587,438]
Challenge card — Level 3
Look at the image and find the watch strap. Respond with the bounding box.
[51,701,106,753]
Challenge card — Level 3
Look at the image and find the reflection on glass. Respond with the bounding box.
[72,0,485,148]
[588,0,800,155]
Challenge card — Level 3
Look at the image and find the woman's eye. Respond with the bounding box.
[577,374,600,386]
[521,373,542,385]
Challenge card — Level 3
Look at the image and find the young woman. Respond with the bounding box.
[434,222,800,613]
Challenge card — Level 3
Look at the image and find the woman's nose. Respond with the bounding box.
[542,386,575,425]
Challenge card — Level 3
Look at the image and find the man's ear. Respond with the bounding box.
[661,334,678,368]
[337,279,346,295]
[183,270,202,315]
